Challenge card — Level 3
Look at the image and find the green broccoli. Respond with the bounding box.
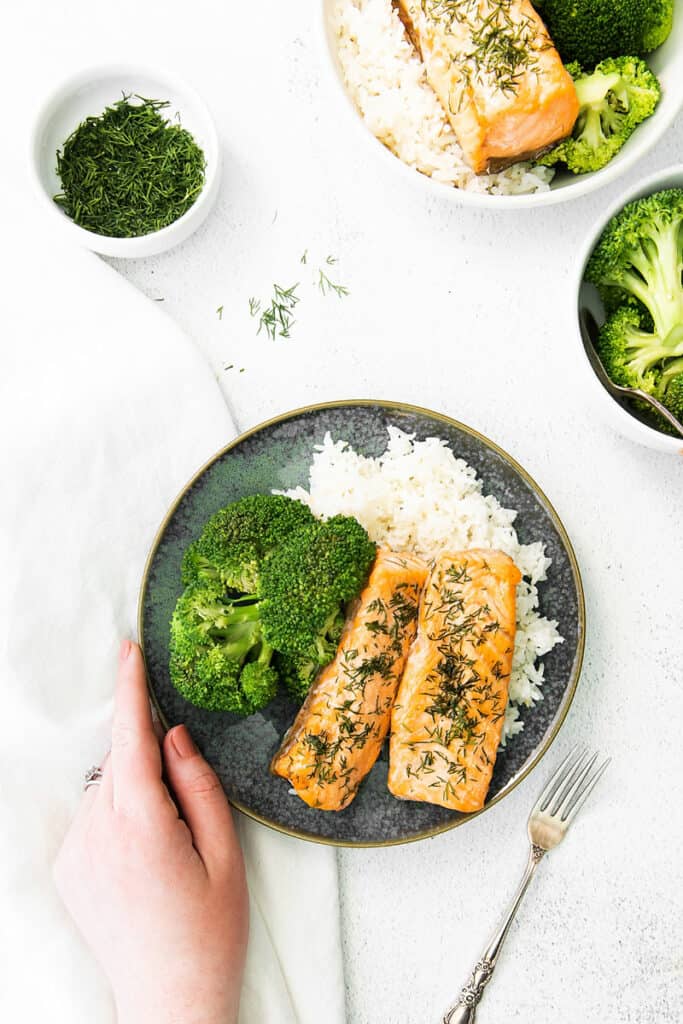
[274,650,326,703]
[663,373,683,422]
[539,58,660,175]
[170,495,377,712]
[260,515,376,700]
[586,189,683,328]
[181,493,315,592]
[587,189,683,429]
[597,308,683,429]
[169,585,278,714]
[532,0,673,67]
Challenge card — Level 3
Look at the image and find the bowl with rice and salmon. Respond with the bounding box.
[139,401,584,846]
[318,0,683,206]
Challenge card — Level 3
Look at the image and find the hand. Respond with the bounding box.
[54,640,248,1024]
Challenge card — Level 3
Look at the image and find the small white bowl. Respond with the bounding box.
[318,1,683,209]
[30,65,221,258]
[574,165,683,455]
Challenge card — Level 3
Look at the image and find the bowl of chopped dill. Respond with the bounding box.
[31,65,220,257]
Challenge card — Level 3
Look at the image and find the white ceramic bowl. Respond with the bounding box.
[319,2,683,209]
[574,165,683,455]
[30,65,220,257]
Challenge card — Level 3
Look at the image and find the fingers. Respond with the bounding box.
[163,725,239,877]
[111,639,163,813]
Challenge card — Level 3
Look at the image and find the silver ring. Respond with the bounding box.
[84,765,103,790]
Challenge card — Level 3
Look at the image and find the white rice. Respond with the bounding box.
[332,0,555,196]
[281,427,563,743]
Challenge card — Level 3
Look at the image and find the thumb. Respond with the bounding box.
[164,725,240,876]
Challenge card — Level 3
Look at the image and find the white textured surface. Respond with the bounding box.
[6,2,683,1022]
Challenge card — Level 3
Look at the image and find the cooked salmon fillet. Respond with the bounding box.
[396,0,579,173]
[388,549,521,812]
[271,549,428,811]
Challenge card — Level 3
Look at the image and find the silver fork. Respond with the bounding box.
[442,747,610,1024]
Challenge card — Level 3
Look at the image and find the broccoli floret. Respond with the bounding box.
[662,371,683,422]
[273,607,346,702]
[181,494,315,592]
[274,651,324,703]
[260,516,376,698]
[596,306,664,389]
[589,190,683,431]
[532,0,673,66]
[169,586,277,714]
[586,189,683,332]
[596,305,683,432]
[172,497,376,711]
[539,58,660,175]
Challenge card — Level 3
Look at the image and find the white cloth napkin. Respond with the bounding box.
[0,193,346,1024]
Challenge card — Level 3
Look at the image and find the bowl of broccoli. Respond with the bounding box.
[576,166,683,453]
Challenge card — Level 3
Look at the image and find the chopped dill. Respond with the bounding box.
[401,553,512,799]
[421,0,543,99]
[316,254,349,298]
[247,250,351,343]
[54,95,206,237]
[318,268,350,298]
[296,579,420,794]
[256,283,300,340]
[216,305,224,320]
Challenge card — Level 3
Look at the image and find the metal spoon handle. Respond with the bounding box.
[580,308,683,439]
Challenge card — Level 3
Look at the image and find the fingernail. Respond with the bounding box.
[171,725,197,759]
[119,638,132,661]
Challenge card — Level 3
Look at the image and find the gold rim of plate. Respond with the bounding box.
[138,399,586,848]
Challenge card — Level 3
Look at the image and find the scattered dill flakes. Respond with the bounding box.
[317,254,349,297]
[216,305,224,320]
[318,267,350,298]
[224,363,234,371]
[247,250,350,343]
[256,283,300,340]
[54,95,206,238]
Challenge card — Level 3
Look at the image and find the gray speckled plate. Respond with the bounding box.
[139,401,584,847]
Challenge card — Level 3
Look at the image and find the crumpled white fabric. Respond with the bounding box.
[0,192,346,1024]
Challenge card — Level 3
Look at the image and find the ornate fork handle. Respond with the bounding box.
[442,845,546,1024]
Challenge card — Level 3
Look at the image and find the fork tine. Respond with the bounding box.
[554,751,598,818]
[548,749,591,816]
[562,757,611,823]
[535,745,585,813]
